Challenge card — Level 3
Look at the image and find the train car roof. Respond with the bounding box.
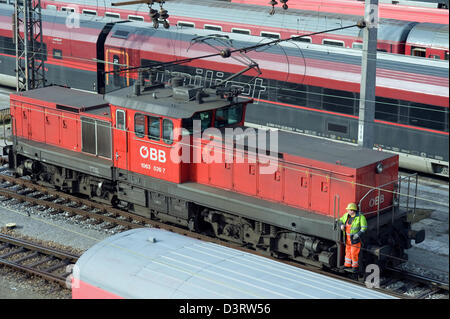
[108,22,449,81]
[406,23,449,49]
[105,84,252,119]
[50,0,420,41]
[74,228,396,299]
[13,86,107,112]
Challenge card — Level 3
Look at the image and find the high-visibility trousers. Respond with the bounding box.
[344,222,361,268]
[344,241,361,268]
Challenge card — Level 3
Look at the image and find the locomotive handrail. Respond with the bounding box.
[357,178,399,212]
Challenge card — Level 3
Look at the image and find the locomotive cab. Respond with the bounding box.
[105,78,252,184]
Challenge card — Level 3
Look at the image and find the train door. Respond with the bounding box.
[44,109,61,146]
[284,165,310,209]
[310,172,330,215]
[114,109,128,170]
[13,102,27,138]
[105,48,129,90]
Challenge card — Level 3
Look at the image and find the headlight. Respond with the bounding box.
[376,162,383,174]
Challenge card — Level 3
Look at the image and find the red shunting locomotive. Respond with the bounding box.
[7,75,424,272]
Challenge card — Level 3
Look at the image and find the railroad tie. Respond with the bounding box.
[0,247,26,259]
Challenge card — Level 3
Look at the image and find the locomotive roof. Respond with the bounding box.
[15,86,107,111]
[75,228,395,299]
[105,84,252,119]
[206,126,395,169]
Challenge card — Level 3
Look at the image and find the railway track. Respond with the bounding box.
[0,233,79,287]
[382,267,449,299]
[0,171,448,298]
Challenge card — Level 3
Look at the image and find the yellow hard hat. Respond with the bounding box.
[346,203,358,211]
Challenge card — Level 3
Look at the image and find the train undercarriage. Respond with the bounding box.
[8,146,421,275]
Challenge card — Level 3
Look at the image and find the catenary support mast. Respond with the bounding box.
[357,0,379,149]
[14,0,46,92]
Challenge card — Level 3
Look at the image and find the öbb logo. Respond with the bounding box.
[140,146,167,163]
[369,194,384,208]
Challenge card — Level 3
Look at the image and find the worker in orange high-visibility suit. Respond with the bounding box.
[338,203,368,271]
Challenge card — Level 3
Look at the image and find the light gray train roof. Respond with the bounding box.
[75,228,396,299]
[406,23,449,49]
[40,0,419,41]
[110,22,449,80]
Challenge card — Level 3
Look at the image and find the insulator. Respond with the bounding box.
[149,8,159,20]
[163,20,170,29]
[282,3,288,10]
[269,0,277,15]
[152,19,159,29]
[220,48,231,58]
[280,0,288,3]
[357,18,366,29]
[159,9,169,20]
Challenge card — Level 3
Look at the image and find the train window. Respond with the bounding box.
[411,47,426,57]
[148,116,161,141]
[277,81,307,107]
[163,119,174,144]
[352,42,363,49]
[429,55,441,60]
[322,88,355,115]
[322,39,344,47]
[82,9,97,16]
[214,104,243,128]
[116,110,125,130]
[375,97,399,123]
[105,12,120,18]
[445,52,449,60]
[409,103,446,131]
[134,113,146,138]
[61,7,75,13]
[231,28,250,35]
[112,30,130,39]
[0,36,15,55]
[53,49,63,60]
[261,32,280,39]
[204,25,222,31]
[113,55,121,87]
[291,36,311,43]
[182,111,213,134]
[177,21,195,28]
[128,15,144,21]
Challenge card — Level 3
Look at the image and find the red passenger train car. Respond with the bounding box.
[7,79,423,271]
[31,0,449,58]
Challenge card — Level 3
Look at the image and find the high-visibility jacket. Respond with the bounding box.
[339,212,368,242]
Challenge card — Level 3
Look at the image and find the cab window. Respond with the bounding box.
[134,113,146,138]
[163,119,174,144]
[116,110,125,130]
[148,116,161,141]
[214,104,243,128]
[182,111,213,134]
